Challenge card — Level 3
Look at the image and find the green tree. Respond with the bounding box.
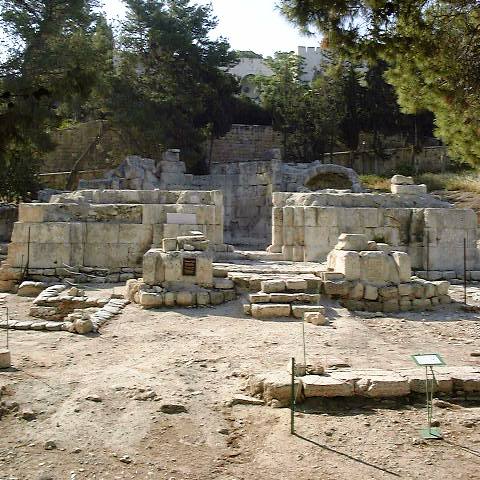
[280,0,480,164]
[0,0,113,199]
[256,52,344,162]
[111,0,239,172]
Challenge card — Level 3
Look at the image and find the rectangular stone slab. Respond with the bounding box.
[166,213,197,225]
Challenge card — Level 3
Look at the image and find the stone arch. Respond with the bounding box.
[303,163,362,192]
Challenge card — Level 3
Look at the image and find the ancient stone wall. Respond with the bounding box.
[3,190,224,283]
[269,191,479,276]
[209,124,282,165]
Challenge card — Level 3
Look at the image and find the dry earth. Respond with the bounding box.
[0,284,479,480]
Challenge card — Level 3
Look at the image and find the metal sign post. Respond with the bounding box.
[411,353,446,440]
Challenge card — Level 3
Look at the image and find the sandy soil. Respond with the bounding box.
[0,285,479,480]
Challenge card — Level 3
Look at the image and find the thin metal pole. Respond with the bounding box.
[464,238,467,305]
[302,322,307,367]
[426,366,431,434]
[426,230,430,279]
[290,357,295,435]
[5,306,9,350]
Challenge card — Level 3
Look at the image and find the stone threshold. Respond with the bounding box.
[247,366,480,407]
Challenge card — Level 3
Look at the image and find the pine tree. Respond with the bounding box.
[280,0,480,164]
[0,0,113,199]
[111,0,239,171]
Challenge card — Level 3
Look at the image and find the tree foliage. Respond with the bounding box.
[256,52,344,162]
[280,0,480,164]
[111,0,239,171]
[0,0,113,199]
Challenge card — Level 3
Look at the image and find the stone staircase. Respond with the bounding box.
[242,278,326,320]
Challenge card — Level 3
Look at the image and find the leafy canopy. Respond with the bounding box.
[280,0,480,164]
[111,0,239,171]
[0,0,113,199]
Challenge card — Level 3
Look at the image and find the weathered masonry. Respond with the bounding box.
[0,190,224,287]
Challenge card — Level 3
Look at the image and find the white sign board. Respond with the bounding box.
[166,213,197,225]
[412,354,445,366]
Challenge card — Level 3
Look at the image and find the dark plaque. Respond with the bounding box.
[182,258,197,276]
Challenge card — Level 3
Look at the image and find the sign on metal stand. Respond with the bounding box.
[411,353,446,440]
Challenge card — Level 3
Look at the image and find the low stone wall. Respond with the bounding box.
[0,204,18,243]
[0,190,224,286]
[269,192,479,275]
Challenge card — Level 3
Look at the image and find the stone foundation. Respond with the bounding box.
[0,189,224,287]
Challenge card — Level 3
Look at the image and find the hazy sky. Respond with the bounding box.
[102,0,320,57]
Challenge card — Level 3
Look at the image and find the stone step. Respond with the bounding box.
[247,366,480,407]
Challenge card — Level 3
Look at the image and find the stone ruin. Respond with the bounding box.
[268,175,480,279]
[0,189,226,291]
[125,232,237,308]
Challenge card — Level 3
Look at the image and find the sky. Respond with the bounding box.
[102,0,321,57]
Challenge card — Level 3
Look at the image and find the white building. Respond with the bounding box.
[228,47,327,100]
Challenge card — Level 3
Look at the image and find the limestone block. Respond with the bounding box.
[163,292,175,306]
[359,251,390,286]
[196,291,210,306]
[0,349,12,369]
[119,224,152,249]
[334,233,368,252]
[162,238,177,251]
[251,372,303,406]
[17,281,46,297]
[272,207,283,227]
[282,245,294,261]
[18,204,46,223]
[367,241,378,251]
[411,298,429,310]
[391,252,412,282]
[283,207,294,226]
[303,311,327,326]
[296,293,321,304]
[360,208,381,228]
[383,299,400,312]
[391,184,427,195]
[423,282,436,298]
[304,207,317,227]
[86,223,119,244]
[176,291,196,306]
[398,283,413,296]
[327,250,361,281]
[433,280,450,296]
[251,304,291,319]
[324,280,350,297]
[249,293,271,303]
[269,293,300,303]
[348,282,364,300]
[294,228,305,246]
[399,299,411,311]
[304,227,331,261]
[379,286,399,300]
[293,208,304,227]
[317,208,338,227]
[292,305,325,319]
[285,279,308,291]
[292,246,304,262]
[214,278,234,290]
[391,175,414,185]
[364,284,378,301]
[302,375,354,398]
[139,292,164,308]
[261,280,286,293]
[209,290,225,305]
[356,373,410,397]
[283,226,295,246]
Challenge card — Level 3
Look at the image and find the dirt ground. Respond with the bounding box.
[0,284,479,480]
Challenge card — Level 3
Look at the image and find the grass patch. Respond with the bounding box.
[417,172,480,193]
[360,174,391,192]
[361,171,480,194]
